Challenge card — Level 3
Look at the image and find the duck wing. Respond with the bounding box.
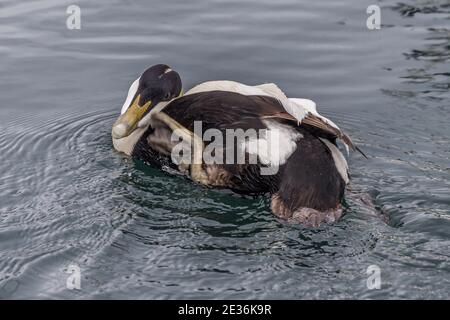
[185,81,365,157]
[262,110,366,158]
[287,98,366,157]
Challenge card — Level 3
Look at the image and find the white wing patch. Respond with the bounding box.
[121,77,140,115]
[289,98,340,130]
[244,120,303,166]
[288,98,317,113]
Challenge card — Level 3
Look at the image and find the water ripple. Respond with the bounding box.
[0,0,449,299]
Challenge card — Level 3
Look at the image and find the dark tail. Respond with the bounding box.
[270,134,347,225]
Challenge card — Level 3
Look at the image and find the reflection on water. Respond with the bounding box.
[0,0,449,299]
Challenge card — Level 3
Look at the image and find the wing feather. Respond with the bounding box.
[184,80,365,157]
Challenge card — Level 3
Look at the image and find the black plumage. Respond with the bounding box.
[131,90,347,223]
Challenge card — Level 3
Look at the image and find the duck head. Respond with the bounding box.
[112,64,182,139]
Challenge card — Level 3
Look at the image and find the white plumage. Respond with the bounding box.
[185,80,349,176]
[117,78,350,182]
[244,120,303,167]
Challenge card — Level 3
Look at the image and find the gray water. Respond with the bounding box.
[0,0,449,299]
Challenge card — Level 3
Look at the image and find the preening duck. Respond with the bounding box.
[112,64,364,227]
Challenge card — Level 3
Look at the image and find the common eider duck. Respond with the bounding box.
[112,64,364,227]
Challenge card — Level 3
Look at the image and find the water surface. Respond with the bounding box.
[0,0,449,299]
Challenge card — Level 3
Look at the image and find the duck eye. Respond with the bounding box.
[164,93,171,100]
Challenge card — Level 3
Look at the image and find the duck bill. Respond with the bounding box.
[112,95,151,139]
